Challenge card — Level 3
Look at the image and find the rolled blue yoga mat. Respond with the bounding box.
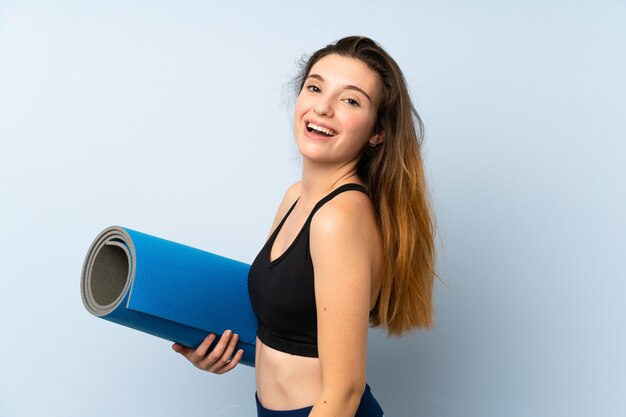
[80,226,257,367]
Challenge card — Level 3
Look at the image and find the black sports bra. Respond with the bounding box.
[247,183,369,357]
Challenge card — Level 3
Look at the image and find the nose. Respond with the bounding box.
[313,96,333,117]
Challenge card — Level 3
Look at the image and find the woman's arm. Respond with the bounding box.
[308,193,378,417]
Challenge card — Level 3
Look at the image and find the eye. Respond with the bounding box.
[344,98,360,107]
[307,84,321,93]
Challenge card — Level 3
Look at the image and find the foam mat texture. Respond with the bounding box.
[81,226,257,366]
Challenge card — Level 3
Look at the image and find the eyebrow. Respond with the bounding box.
[306,74,372,102]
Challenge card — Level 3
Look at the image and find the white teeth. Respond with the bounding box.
[307,122,336,136]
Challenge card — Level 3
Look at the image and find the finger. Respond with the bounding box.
[222,333,239,361]
[172,342,192,356]
[217,349,244,374]
[205,333,239,371]
[190,333,217,361]
[207,330,232,361]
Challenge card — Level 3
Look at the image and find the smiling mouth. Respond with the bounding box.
[306,122,337,137]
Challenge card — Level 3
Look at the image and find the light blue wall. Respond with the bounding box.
[1,1,624,416]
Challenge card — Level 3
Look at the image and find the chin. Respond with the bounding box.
[296,142,328,162]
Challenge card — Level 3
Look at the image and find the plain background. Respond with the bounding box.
[1,1,624,416]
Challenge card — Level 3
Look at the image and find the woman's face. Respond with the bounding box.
[294,53,382,166]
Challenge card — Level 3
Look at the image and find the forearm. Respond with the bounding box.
[307,385,364,417]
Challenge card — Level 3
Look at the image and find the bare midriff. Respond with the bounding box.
[255,338,323,411]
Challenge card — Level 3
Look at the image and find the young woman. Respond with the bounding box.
[172,36,437,417]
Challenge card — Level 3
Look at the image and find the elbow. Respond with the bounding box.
[321,380,367,410]
[346,381,367,409]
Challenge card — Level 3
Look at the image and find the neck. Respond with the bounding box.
[298,158,361,205]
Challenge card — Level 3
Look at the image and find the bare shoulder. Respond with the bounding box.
[313,188,378,231]
[310,189,380,256]
[265,181,301,239]
[278,181,301,215]
[310,188,381,311]
[283,181,302,204]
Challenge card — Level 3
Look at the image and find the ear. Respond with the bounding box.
[368,131,385,147]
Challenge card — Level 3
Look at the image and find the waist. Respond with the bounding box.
[255,337,322,410]
[255,383,383,416]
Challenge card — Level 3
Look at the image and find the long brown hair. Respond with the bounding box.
[295,36,437,336]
